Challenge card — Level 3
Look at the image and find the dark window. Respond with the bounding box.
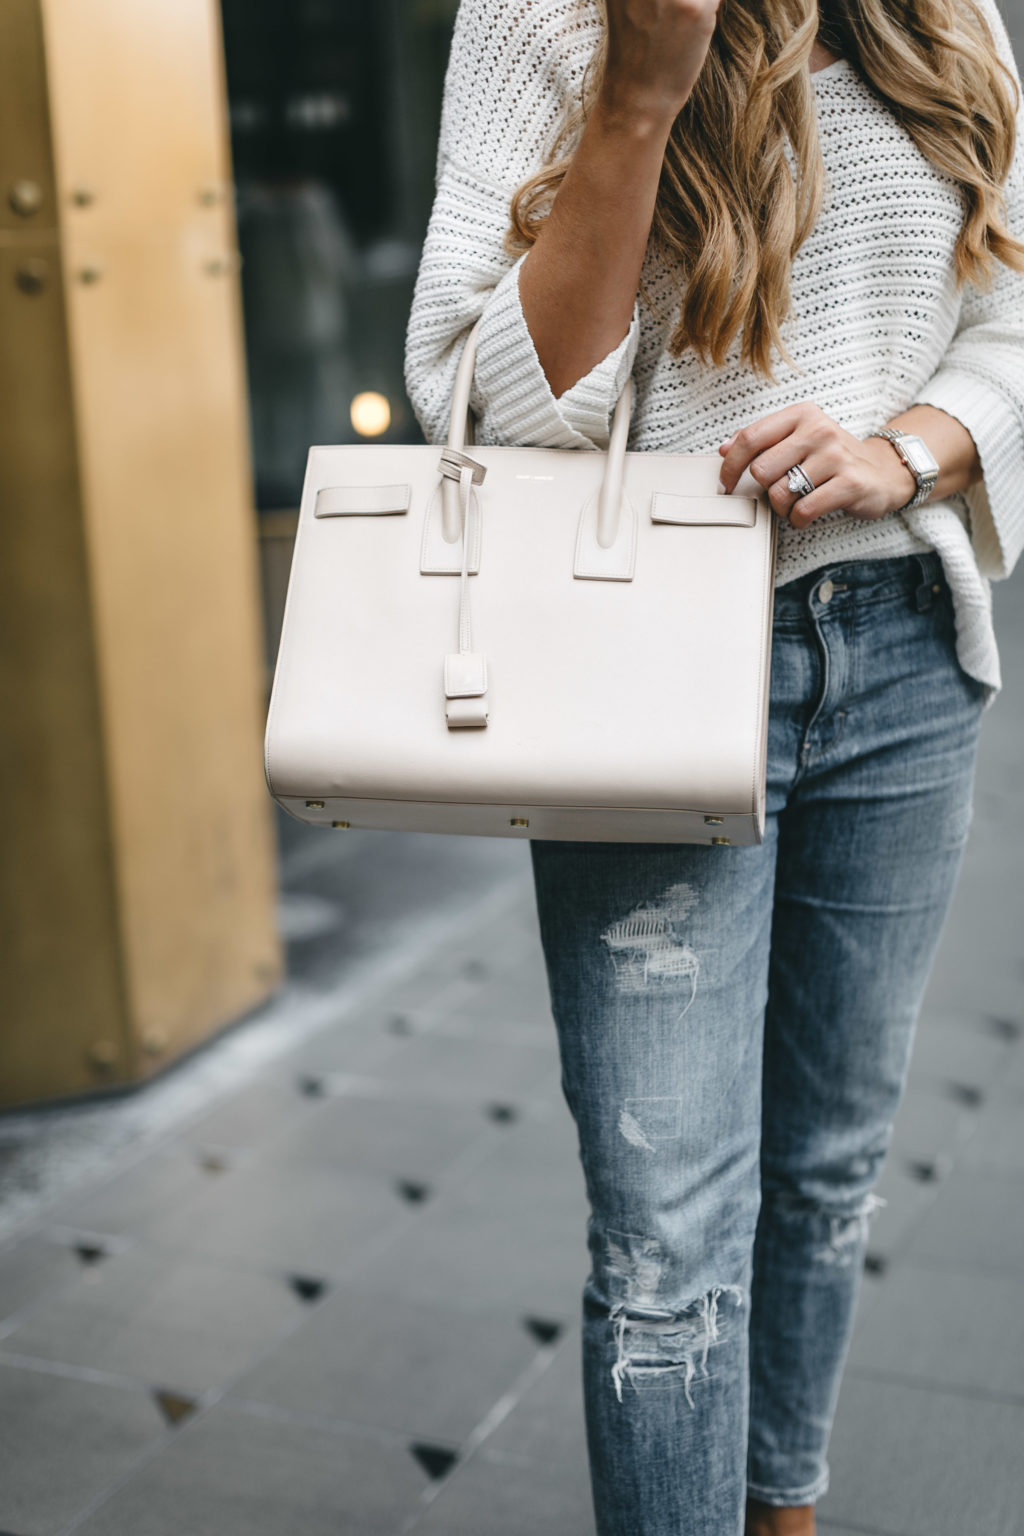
[220,0,457,508]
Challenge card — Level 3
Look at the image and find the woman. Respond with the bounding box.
[404,2,1024,1532]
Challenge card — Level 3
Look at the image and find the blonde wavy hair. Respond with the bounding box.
[507,0,1024,378]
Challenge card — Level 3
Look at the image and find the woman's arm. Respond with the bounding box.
[405,0,720,449]
[519,0,721,398]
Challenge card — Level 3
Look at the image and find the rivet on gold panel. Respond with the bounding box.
[69,186,97,207]
[14,259,48,295]
[197,185,226,206]
[87,1040,119,1070]
[203,253,242,277]
[141,1029,169,1056]
[77,265,104,285]
[8,180,43,217]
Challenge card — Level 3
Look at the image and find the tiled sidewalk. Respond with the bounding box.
[1,585,1022,1536]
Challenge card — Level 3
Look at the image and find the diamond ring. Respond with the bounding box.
[786,464,816,498]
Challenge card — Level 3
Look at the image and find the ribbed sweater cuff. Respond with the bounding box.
[475,251,640,450]
[914,367,1024,581]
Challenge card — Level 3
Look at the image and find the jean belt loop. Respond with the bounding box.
[913,552,936,612]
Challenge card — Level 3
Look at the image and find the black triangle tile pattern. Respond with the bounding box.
[73,1242,107,1265]
[523,1316,564,1346]
[409,1443,459,1481]
[486,1102,518,1124]
[946,1081,984,1108]
[396,1179,432,1204]
[289,1275,328,1303]
[986,1014,1021,1041]
[297,1075,328,1098]
[153,1390,199,1426]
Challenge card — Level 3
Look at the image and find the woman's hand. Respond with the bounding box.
[602,0,722,126]
[716,402,919,528]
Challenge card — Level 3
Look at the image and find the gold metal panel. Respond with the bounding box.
[0,241,130,1103]
[58,217,282,1069]
[40,0,232,234]
[0,0,58,237]
[1,0,282,1105]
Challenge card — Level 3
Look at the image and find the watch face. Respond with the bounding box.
[898,434,939,478]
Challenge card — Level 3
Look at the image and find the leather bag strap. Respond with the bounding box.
[443,318,635,550]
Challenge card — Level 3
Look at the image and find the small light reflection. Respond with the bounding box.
[351,392,391,437]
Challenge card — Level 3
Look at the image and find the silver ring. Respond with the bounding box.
[786,463,815,498]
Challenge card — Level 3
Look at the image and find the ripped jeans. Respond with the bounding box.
[529,552,988,1536]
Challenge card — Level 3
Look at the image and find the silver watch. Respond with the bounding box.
[866,428,939,512]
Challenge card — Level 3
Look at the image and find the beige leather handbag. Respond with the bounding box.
[264,321,777,845]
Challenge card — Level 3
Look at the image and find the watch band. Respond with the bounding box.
[866,428,939,512]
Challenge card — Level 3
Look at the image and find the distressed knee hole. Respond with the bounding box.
[812,1192,888,1268]
[603,1228,744,1407]
[601,882,700,1014]
[768,1187,889,1269]
[608,1286,745,1408]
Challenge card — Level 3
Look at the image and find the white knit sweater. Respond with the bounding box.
[405,0,1024,706]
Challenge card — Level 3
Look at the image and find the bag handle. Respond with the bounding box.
[443,317,635,549]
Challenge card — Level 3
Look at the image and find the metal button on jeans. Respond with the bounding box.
[818,578,835,603]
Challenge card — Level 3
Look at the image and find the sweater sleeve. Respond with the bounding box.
[911,0,1024,581]
[403,0,639,451]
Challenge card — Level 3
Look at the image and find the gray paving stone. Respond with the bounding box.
[920,853,1022,1022]
[484,1332,587,1467]
[355,1031,559,1103]
[269,1092,495,1185]
[0,1232,84,1326]
[817,1375,1024,1536]
[40,1146,212,1238]
[901,1168,1024,1274]
[140,1157,405,1276]
[73,1402,427,1536]
[229,1284,541,1442]
[846,1262,1024,1396]
[0,1361,166,1536]
[957,1086,1024,1176]
[0,1247,305,1395]
[345,1174,587,1321]
[413,1448,596,1536]
[453,1106,588,1220]
[999,1038,1024,1092]
[177,1074,321,1153]
[442,961,556,1031]
[277,1014,409,1078]
[887,1082,976,1163]
[905,1010,1014,1092]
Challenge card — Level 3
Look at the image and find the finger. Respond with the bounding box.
[749,428,845,495]
[767,451,846,527]
[718,404,817,492]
